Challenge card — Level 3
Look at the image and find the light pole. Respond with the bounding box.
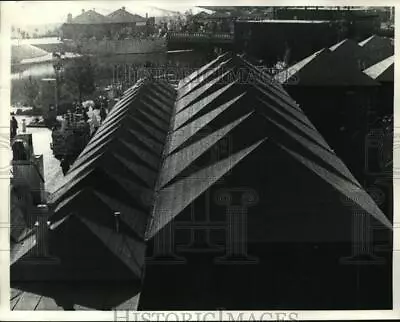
[52,52,65,113]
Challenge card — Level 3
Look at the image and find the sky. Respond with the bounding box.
[4,1,214,26]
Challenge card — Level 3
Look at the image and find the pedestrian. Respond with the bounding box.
[100,106,107,123]
[10,116,18,139]
[60,156,70,175]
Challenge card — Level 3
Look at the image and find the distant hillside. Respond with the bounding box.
[12,23,62,39]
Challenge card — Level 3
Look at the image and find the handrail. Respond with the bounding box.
[167,31,234,40]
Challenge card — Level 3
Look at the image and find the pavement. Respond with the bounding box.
[14,116,63,195]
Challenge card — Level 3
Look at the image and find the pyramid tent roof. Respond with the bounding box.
[329,38,368,68]
[47,78,176,279]
[44,53,392,287]
[363,55,394,82]
[146,55,390,240]
[359,34,394,68]
[274,47,379,86]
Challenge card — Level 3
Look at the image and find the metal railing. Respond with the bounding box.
[167,32,234,42]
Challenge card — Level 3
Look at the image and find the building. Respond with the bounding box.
[234,19,344,66]
[11,53,392,310]
[61,7,154,41]
[275,6,381,39]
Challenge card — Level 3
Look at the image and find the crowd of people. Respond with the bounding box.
[57,98,108,134]
[71,15,234,42]
[158,15,234,34]
[54,97,109,175]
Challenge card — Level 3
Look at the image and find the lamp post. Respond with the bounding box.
[52,52,65,113]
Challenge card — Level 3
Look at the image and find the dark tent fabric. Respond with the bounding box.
[363,55,394,83]
[48,53,392,247]
[359,34,394,68]
[274,47,379,86]
[47,78,176,281]
[329,38,369,70]
[146,53,391,241]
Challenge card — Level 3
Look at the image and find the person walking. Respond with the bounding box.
[60,155,71,175]
[100,106,107,123]
[10,116,18,139]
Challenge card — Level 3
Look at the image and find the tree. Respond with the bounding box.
[63,56,96,102]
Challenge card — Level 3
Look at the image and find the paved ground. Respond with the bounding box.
[14,116,63,194]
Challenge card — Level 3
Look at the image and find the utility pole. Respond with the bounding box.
[52,52,64,113]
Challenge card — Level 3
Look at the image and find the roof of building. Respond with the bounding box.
[71,9,109,24]
[274,46,379,86]
[107,7,147,23]
[363,55,394,82]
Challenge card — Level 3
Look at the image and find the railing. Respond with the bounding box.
[167,32,234,42]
